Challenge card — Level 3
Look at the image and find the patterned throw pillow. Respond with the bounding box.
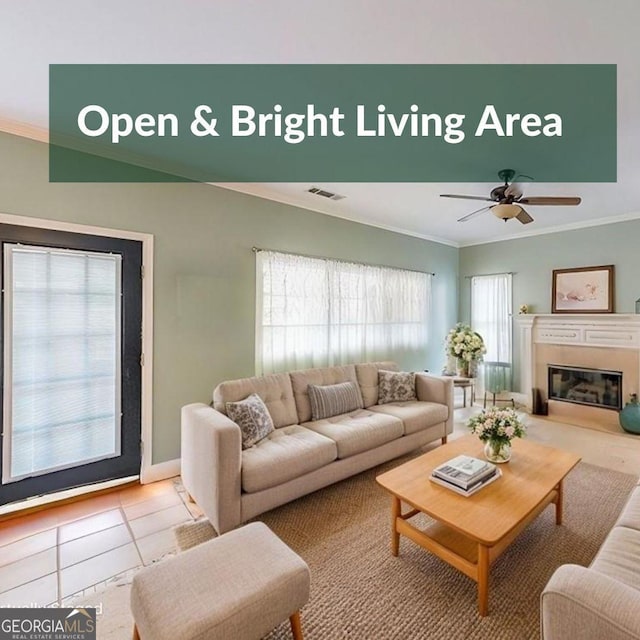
[225,393,275,449]
[308,381,364,421]
[378,370,417,404]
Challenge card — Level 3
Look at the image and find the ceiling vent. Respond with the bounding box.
[306,186,345,201]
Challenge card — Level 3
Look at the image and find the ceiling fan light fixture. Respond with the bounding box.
[491,203,522,220]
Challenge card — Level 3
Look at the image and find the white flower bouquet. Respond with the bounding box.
[445,323,486,363]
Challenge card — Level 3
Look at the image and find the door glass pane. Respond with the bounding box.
[4,244,122,482]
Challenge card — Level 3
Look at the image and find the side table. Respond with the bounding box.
[452,376,475,407]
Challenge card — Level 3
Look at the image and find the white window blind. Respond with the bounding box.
[256,251,431,374]
[3,244,122,483]
[470,273,512,363]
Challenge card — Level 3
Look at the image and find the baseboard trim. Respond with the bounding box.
[0,476,138,519]
[141,458,181,484]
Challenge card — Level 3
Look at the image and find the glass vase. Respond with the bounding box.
[484,439,511,463]
[456,359,470,378]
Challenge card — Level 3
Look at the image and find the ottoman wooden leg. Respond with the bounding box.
[289,611,303,640]
[132,624,141,640]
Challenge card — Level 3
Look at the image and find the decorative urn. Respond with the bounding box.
[620,394,640,434]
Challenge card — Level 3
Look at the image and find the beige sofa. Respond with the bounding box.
[542,482,640,639]
[181,361,453,534]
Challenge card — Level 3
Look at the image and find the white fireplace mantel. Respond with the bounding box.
[515,314,640,409]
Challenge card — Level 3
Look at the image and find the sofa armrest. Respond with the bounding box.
[541,564,640,640]
[415,374,454,435]
[181,403,242,534]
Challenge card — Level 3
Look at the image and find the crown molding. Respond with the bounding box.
[0,116,48,143]
[1,116,636,251]
[212,182,460,248]
[0,116,458,248]
[458,210,640,248]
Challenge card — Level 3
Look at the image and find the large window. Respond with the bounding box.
[256,251,431,374]
[470,273,512,363]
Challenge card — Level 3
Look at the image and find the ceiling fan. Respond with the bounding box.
[440,169,581,224]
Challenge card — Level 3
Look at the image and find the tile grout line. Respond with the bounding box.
[125,500,186,523]
[60,538,133,572]
[0,525,57,552]
[0,484,191,603]
[120,503,144,569]
[0,572,59,603]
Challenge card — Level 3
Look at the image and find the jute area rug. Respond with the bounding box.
[86,455,637,640]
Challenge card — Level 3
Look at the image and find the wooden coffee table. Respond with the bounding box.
[376,435,580,616]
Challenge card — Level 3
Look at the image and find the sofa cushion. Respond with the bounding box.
[590,526,640,591]
[214,373,298,429]
[355,361,399,407]
[308,381,364,421]
[290,365,359,423]
[369,401,449,435]
[226,393,275,449]
[302,409,403,459]
[241,426,338,493]
[614,487,640,531]
[378,370,417,404]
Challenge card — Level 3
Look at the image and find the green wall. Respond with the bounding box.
[459,220,640,388]
[0,132,458,464]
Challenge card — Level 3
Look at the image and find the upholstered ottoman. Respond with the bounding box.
[130,522,311,640]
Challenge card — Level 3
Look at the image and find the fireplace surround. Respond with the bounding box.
[517,314,640,432]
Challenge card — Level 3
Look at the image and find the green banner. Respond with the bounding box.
[49,64,616,182]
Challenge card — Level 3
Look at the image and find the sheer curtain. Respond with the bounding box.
[256,251,431,374]
[470,274,512,363]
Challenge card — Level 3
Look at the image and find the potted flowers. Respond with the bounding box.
[468,407,526,463]
[445,323,486,377]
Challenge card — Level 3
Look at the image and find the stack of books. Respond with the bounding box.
[430,455,501,496]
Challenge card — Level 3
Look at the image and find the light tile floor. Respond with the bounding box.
[0,478,201,607]
[453,403,640,473]
[2,389,640,607]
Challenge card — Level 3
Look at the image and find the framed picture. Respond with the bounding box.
[552,265,615,313]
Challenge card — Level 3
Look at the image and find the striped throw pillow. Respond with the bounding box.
[308,381,364,421]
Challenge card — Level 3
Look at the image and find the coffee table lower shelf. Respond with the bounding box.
[389,486,561,616]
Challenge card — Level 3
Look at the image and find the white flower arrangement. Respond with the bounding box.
[445,323,486,363]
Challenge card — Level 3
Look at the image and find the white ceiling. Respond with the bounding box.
[2,0,639,246]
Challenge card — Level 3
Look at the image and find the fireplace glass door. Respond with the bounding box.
[548,364,622,410]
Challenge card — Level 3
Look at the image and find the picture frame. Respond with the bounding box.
[552,265,615,314]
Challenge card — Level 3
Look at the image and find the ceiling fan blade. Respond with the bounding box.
[457,205,492,223]
[518,196,581,206]
[516,207,534,225]
[440,194,494,202]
